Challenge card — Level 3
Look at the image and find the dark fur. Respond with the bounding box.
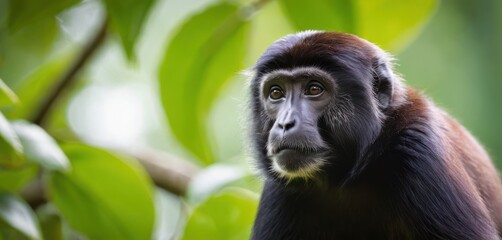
[250,31,502,239]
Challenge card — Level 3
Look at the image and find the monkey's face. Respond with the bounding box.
[251,31,396,184]
[260,67,334,180]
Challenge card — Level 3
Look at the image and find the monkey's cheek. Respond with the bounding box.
[271,150,324,178]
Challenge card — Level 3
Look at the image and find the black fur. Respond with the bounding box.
[249,32,502,239]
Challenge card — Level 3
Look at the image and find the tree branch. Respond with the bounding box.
[131,149,199,196]
[30,16,109,126]
[21,149,199,208]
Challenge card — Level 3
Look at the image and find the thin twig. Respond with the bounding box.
[31,16,109,126]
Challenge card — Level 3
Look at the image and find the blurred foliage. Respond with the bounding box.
[0,0,77,84]
[48,143,155,240]
[0,165,38,193]
[0,79,18,107]
[397,0,502,168]
[181,188,258,240]
[11,121,69,171]
[1,0,501,239]
[0,193,41,240]
[102,0,155,60]
[158,2,251,165]
[279,0,437,51]
[0,112,24,169]
[3,52,75,120]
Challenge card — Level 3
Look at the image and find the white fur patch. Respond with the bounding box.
[271,156,325,180]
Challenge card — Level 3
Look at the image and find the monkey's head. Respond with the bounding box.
[250,31,404,186]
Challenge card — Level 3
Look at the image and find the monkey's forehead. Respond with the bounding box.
[254,31,379,76]
[254,31,319,70]
[259,67,334,84]
[255,30,321,66]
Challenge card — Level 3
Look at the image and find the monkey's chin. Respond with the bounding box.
[270,149,325,179]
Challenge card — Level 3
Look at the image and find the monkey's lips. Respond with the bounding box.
[271,148,324,177]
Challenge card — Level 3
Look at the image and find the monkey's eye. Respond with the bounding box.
[269,86,285,100]
[305,82,324,96]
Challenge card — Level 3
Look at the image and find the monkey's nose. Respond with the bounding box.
[277,119,296,132]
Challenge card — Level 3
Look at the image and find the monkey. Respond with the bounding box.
[248,31,502,240]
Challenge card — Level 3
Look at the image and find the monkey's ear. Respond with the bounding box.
[372,56,394,109]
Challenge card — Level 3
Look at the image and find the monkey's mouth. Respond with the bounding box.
[273,145,321,155]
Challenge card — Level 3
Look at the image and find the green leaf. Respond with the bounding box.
[0,112,24,168]
[0,79,19,107]
[102,0,156,60]
[0,0,7,28]
[7,0,79,32]
[36,204,63,240]
[279,0,437,52]
[0,18,59,83]
[0,224,29,240]
[158,2,250,165]
[0,193,41,240]
[181,188,258,240]
[0,164,38,192]
[4,52,75,120]
[152,188,185,240]
[47,143,155,240]
[11,121,69,171]
[0,0,78,79]
[355,0,437,51]
[38,206,86,240]
[279,0,355,33]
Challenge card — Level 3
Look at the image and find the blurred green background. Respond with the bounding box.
[0,0,501,239]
